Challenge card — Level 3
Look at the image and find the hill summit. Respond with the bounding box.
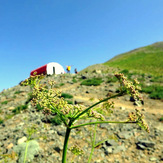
[103,42,163,75]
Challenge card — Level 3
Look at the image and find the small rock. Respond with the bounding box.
[104,147,113,155]
[105,139,119,146]
[136,140,155,149]
[120,106,125,110]
[117,131,133,139]
[14,140,40,163]
[7,143,14,149]
[149,157,157,162]
[113,145,126,154]
[74,98,85,105]
[57,130,66,136]
[8,106,15,110]
[54,146,61,153]
[17,136,27,144]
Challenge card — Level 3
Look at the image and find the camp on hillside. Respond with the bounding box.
[30,62,65,76]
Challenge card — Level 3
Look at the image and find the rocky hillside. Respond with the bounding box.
[0,72,163,163]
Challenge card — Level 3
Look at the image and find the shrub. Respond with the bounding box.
[80,78,103,86]
[61,93,73,99]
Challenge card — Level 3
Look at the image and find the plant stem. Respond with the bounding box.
[23,141,29,163]
[88,124,97,163]
[62,127,72,163]
[70,121,135,129]
[73,92,124,122]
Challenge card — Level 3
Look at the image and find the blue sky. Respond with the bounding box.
[0,0,163,92]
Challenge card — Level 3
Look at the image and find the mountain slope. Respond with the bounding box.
[0,73,163,163]
[103,42,163,75]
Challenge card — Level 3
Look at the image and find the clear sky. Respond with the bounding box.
[0,0,163,92]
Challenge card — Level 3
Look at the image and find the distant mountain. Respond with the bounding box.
[103,42,163,75]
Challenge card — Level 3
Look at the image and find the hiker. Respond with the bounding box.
[66,66,71,73]
[74,68,78,74]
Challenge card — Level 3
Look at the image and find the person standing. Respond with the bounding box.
[66,66,71,73]
[74,68,78,74]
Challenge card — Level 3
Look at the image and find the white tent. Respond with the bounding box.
[46,62,65,75]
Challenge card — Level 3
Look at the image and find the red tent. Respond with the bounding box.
[30,62,65,76]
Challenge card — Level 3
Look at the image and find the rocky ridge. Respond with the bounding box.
[0,73,163,163]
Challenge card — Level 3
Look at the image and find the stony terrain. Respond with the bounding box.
[0,72,163,163]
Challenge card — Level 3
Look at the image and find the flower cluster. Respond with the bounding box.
[88,109,105,121]
[115,73,142,102]
[69,144,84,156]
[128,109,150,133]
[102,101,114,115]
[27,76,87,122]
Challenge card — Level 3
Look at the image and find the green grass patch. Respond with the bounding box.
[66,100,73,104]
[72,78,77,83]
[80,78,103,86]
[107,76,118,83]
[5,114,14,120]
[59,83,65,87]
[12,104,28,115]
[150,76,163,83]
[104,44,163,75]
[120,69,134,80]
[14,90,23,94]
[61,93,73,99]
[141,84,163,100]
[159,117,163,122]
[1,101,8,105]
[0,118,4,124]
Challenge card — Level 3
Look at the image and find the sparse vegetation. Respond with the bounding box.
[59,83,65,87]
[66,100,73,104]
[0,117,4,124]
[159,117,163,122]
[1,101,8,105]
[14,90,23,94]
[80,78,103,86]
[12,104,28,115]
[107,76,118,83]
[61,93,73,99]
[150,75,163,83]
[141,84,163,100]
[5,114,14,120]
